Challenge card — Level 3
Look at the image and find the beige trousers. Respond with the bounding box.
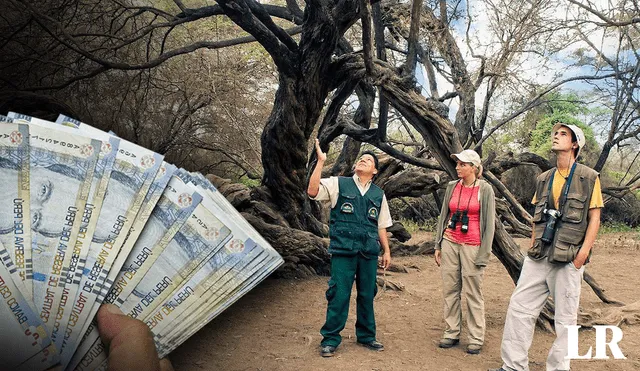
[500,256,584,371]
[440,238,485,345]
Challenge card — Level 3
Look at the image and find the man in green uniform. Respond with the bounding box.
[308,139,392,358]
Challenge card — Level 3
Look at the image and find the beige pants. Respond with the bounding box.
[500,256,584,371]
[440,238,485,345]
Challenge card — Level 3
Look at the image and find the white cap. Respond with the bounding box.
[552,123,586,158]
[451,149,482,167]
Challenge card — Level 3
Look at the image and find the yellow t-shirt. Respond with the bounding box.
[532,171,604,209]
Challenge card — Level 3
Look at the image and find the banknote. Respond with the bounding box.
[0,112,286,370]
[189,174,274,248]
[70,160,173,343]
[156,257,282,357]
[77,237,266,371]
[118,199,232,321]
[0,259,59,371]
[98,161,177,301]
[144,183,273,326]
[147,239,267,336]
[0,122,32,300]
[73,182,270,370]
[67,174,204,371]
[152,236,281,354]
[46,122,120,349]
[148,176,284,353]
[72,174,283,370]
[107,173,203,307]
[9,115,119,342]
[142,179,282,355]
[62,161,176,366]
[58,132,163,368]
[7,113,102,334]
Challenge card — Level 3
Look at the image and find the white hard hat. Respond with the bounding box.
[552,123,586,158]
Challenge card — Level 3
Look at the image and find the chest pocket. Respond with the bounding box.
[532,200,547,223]
[532,177,551,224]
[562,193,587,223]
[367,198,381,222]
[339,194,357,214]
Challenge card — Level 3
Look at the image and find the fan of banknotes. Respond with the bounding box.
[0,112,283,371]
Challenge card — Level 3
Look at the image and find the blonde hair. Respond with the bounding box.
[475,164,483,178]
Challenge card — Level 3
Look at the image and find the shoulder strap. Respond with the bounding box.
[545,168,555,208]
[558,162,578,213]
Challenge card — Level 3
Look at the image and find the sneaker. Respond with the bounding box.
[438,338,459,348]
[320,345,336,357]
[357,340,385,351]
[487,368,508,371]
[466,344,482,354]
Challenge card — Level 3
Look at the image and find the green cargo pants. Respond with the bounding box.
[320,252,378,347]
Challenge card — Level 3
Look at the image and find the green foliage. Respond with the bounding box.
[529,112,599,163]
[485,91,594,156]
[239,176,261,188]
[599,221,640,234]
[604,169,627,183]
[398,217,437,234]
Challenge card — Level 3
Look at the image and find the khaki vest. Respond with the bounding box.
[529,163,598,263]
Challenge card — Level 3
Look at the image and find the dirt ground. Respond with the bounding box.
[170,232,640,371]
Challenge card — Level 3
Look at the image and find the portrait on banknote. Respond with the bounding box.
[89,169,137,245]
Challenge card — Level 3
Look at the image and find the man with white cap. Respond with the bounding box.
[490,122,603,371]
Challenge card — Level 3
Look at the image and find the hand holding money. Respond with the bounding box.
[0,113,283,371]
[96,304,174,371]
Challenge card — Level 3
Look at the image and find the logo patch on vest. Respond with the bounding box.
[368,207,379,220]
[340,202,354,214]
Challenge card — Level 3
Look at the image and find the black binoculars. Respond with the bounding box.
[448,210,469,233]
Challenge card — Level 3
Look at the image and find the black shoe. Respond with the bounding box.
[358,340,384,351]
[320,345,336,357]
[466,344,482,354]
[438,338,459,348]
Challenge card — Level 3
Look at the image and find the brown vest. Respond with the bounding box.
[529,163,598,263]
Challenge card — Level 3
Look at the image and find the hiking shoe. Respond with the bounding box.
[466,344,482,354]
[320,345,336,357]
[438,338,459,348]
[358,340,385,351]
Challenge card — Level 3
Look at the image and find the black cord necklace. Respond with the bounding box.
[557,159,573,180]
[455,178,477,211]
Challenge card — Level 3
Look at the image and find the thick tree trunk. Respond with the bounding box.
[260,78,324,234]
[381,168,442,199]
[259,0,361,234]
